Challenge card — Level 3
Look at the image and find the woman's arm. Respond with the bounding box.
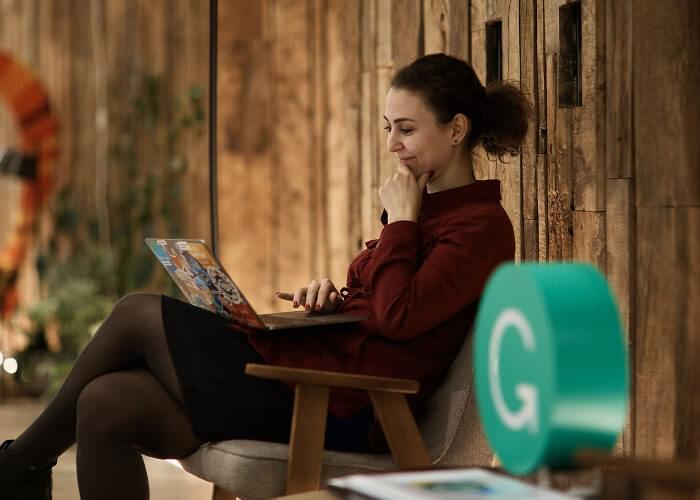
[369,211,512,340]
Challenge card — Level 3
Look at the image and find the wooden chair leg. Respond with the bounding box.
[368,390,431,468]
[212,484,237,500]
[286,383,330,495]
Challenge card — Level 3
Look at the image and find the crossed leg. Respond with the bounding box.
[6,293,201,500]
[75,369,200,499]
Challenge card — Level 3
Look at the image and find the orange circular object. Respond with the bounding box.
[0,52,58,318]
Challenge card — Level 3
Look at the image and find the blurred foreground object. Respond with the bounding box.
[475,263,628,475]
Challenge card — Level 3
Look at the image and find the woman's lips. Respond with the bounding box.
[398,156,415,164]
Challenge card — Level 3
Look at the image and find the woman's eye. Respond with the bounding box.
[383,125,391,132]
[400,128,413,135]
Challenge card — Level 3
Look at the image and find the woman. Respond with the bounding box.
[0,53,530,500]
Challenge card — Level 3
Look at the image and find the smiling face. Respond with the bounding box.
[383,87,458,180]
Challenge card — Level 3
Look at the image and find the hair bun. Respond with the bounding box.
[480,82,532,159]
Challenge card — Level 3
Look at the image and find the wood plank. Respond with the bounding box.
[535,0,548,261]
[311,0,329,278]
[633,0,700,207]
[519,0,538,261]
[572,0,606,211]
[606,178,635,456]
[217,0,276,311]
[496,0,523,259]
[326,0,362,284]
[676,207,700,461]
[287,384,330,494]
[360,0,379,242]
[572,210,606,271]
[391,0,422,68]
[448,0,470,59]
[544,0,574,261]
[172,0,210,240]
[369,390,431,468]
[246,363,420,393]
[424,0,448,55]
[469,0,489,181]
[605,0,632,179]
[271,0,315,301]
[634,207,700,462]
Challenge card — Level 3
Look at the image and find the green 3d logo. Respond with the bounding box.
[474,263,628,475]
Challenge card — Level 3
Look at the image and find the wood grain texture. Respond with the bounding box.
[218,0,276,312]
[369,390,431,468]
[391,0,422,69]
[326,0,362,284]
[605,0,632,179]
[519,0,538,261]
[635,207,700,462]
[246,363,420,393]
[424,0,469,58]
[271,0,315,300]
[572,210,605,271]
[606,178,635,456]
[287,383,330,494]
[572,0,606,212]
[633,0,700,207]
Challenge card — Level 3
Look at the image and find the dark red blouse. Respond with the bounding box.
[247,179,515,417]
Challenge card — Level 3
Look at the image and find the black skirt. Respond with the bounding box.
[161,295,373,452]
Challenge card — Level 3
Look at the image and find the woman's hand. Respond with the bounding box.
[378,164,431,224]
[276,278,342,313]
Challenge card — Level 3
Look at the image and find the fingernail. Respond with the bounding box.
[315,304,321,311]
[293,301,298,308]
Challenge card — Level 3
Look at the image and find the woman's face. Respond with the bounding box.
[383,87,455,179]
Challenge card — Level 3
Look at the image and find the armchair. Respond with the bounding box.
[180,334,491,499]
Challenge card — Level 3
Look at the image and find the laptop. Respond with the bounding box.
[145,238,367,331]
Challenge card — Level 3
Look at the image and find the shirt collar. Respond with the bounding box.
[381,179,502,225]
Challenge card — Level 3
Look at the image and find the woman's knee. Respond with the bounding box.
[107,293,163,342]
[76,373,138,441]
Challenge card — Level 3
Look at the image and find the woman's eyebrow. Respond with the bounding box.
[382,116,415,124]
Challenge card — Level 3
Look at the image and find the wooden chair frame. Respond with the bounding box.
[212,363,431,499]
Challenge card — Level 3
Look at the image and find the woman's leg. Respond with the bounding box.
[7,293,185,464]
[75,369,201,500]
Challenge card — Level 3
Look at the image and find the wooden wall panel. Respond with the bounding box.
[217,0,275,311]
[519,0,539,261]
[470,0,524,260]
[424,0,469,59]
[633,0,700,207]
[633,212,700,462]
[605,0,632,180]
[360,0,379,243]
[325,0,362,284]
[544,2,572,261]
[572,0,605,212]
[270,0,315,298]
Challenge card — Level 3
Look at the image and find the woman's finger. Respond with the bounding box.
[275,291,294,301]
[292,287,307,308]
[305,279,321,311]
[316,279,336,311]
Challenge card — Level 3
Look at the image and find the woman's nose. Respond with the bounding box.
[387,133,402,152]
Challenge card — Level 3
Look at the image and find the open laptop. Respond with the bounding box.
[145,238,367,331]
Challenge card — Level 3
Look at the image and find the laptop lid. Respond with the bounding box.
[145,238,266,329]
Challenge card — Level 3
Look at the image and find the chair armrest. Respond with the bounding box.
[245,363,419,394]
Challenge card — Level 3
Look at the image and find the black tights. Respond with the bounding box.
[8,293,202,500]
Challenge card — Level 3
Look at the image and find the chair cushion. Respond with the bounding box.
[180,440,399,499]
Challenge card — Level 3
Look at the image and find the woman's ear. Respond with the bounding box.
[451,114,470,145]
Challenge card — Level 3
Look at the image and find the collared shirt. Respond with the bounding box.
[248,179,515,416]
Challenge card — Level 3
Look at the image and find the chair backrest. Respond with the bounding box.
[418,331,494,466]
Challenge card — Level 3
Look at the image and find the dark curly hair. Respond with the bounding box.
[390,53,532,158]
